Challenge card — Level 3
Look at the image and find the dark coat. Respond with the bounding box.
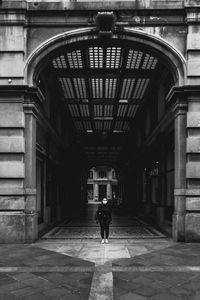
[95,204,112,225]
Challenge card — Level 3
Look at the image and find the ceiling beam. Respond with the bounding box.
[52,68,154,78]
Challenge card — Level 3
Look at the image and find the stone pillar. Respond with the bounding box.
[0,87,39,243]
[185,9,200,241]
[24,103,38,243]
[173,101,187,241]
[94,183,99,201]
[0,88,26,243]
[185,96,200,241]
[107,182,112,200]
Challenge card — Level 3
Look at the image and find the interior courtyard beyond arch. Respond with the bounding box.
[0,0,200,244]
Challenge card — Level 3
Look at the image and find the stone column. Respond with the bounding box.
[24,103,38,243]
[0,86,36,243]
[107,182,112,200]
[185,95,200,241]
[185,10,200,241]
[173,101,187,242]
[157,135,165,225]
[94,183,99,201]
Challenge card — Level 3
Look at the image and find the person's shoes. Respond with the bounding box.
[105,239,108,244]
[101,239,105,244]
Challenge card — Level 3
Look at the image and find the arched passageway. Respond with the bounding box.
[25,28,187,242]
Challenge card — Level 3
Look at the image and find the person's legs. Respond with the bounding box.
[100,225,104,239]
[105,225,109,240]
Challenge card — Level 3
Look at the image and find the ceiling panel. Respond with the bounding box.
[91,78,103,99]
[126,50,143,69]
[104,104,113,117]
[106,47,121,69]
[105,78,117,98]
[73,78,87,99]
[50,42,161,137]
[79,104,90,117]
[59,78,75,99]
[52,55,67,69]
[67,50,83,68]
[120,78,135,99]
[94,104,103,117]
[68,104,80,117]
[89,47,103,68]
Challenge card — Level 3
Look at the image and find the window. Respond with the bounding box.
[98,171,107,178]
[88,171,93,179]
[112,170,116,179]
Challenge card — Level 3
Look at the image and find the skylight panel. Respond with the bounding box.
[67,50,83,68]
[106,47,121,69]
[91,78,103,98]
[105,78,117,98]
[89,47,103,68]
[52,55,67,69]
[126,50,143,69]
[59,78,75,99]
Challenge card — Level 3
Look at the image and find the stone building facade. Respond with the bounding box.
[87,167,118,202]
[0,0,200,243]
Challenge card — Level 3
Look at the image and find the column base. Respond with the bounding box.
[185,212,200,242]
[172,211,185,242]
[0,211,38,243]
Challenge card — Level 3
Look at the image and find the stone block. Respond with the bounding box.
[185,213,200,242]
[0,196,24,210]
[173,211,185,241]
[187,34,200,50]
[0,162,24,178]
[186,162,200,178]
[25,213,38,243]
[0,212,25,243]
[186,198,200,211]
[187,137,200,153]
[187,51,200,76]
[0,26,24,51]
[25,195,37,212]
[187,112,200,127]
[0,137,24,153]
[0,53,24,77]
[0,111,25,128]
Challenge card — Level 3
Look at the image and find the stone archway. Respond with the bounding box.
[0,26,188,244]
[25,28,186,87]
[23,27,189,242]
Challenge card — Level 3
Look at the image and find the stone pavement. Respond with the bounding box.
[1,204,200,299]
[1,239,200,299]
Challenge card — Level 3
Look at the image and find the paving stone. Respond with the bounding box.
[151,293,184,300]
[169,286,194,297]
[11,286,36,297]
[20,293,48,300]
[134,286,158,297]
[117,292,147,300]
[113,276,142,291]
[20,276,54,290]
[43,287,72,297]
[0,281,26,292]
[181,279,200,291]
[9,272,37,281]
[0,276,16,286]
[0,294,16,300]
[192,291,200,300]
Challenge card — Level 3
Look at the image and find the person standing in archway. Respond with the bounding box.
[95,198,112,244]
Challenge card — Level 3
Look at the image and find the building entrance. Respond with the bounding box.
[99,185,107,202]
[28,28,187,243]
[4,5,199,243]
